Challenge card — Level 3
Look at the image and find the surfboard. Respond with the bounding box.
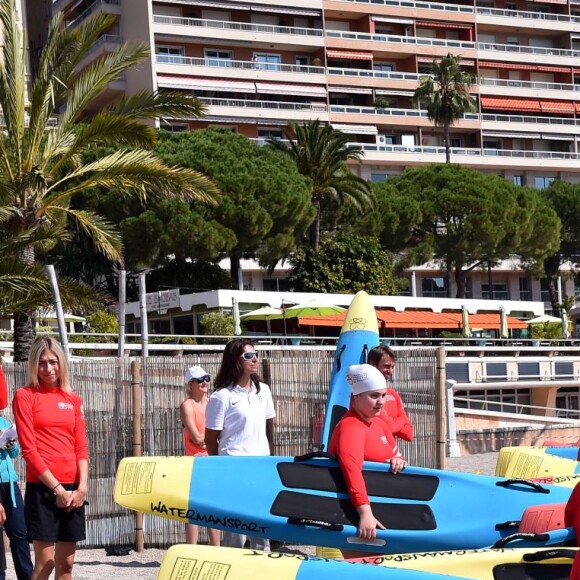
[156,544,475,580]
[496,446,580,479]
[320,291,379,449]
[360,546,578,579]
[113,454,573,554]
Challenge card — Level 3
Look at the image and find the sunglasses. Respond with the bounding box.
[192,375,210,383]
[240,352,258,361]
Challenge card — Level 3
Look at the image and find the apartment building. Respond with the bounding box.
[38,0,580,187]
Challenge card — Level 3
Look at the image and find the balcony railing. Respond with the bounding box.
[326,29,476,50]
[153,15,324,37]
[198,97,327,112]
[351,142,580,160]
[328,67,424,82]
[330,104,479,121]
[478,42,580,59]
[85,34,122,58]
[332,0,474,13]
[155,55,325,74]
[482,112,580,127]
[477,6,580,25]
[66,0,119,28]
[480,78,580,93]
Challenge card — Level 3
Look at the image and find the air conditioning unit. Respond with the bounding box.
[376,134,388,146]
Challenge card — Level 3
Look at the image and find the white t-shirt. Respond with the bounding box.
[206,381,276,456]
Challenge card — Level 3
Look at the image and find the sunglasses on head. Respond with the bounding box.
[240,352,258,361]
[192,375,210,383]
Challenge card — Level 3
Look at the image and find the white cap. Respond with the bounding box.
[347,364,386,396]
[185,366,208,383]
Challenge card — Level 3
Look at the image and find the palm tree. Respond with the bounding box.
[413,53,476,164]
[268,120,374,251]
[0,2,220,360]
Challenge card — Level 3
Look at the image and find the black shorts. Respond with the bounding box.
[24,482,86,543]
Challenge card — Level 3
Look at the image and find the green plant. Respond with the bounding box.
[374,96,391,109]
[529,322,562,340]
[86,310,118,334]
[201,311,235,343]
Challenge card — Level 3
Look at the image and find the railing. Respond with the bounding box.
[198,97,327,112]
[332,0,474,13]
[482,112,580,127]
[480,78,580,93]
[330,104,479,121]
[153,15,324,37]
[328,67,425,82]
[326,29,476,50]
[478,42,580,59]
[155,55,325,75]
[66,0,119,28]
[477,5,580,25]
[86,34,122,58]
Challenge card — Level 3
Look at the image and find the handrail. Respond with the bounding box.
[66,0,119,28]
[198,97,327,112]
[477,5,580,24]
[478,42,580,59]
[331,0,474,12]
[480,78,580,93]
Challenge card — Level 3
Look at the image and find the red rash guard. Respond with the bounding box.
[329,408,400,507]
[0,365,7,410]
[349,388,414,442]
[13,385,89,483]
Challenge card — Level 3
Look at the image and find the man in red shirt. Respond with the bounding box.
[367,345,414,442]
[0,360,8,410]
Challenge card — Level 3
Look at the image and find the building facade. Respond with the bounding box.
[42,0,580,185]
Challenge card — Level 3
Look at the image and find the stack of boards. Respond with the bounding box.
[155,544,579,580]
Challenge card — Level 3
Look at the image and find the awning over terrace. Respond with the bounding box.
[157,76,256,93]
[326,49,374,61]
[480,97,541,112]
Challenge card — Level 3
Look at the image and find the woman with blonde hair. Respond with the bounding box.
[13,336,88,580]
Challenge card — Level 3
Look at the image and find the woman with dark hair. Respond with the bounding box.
[205,338,276,550]
[12,336,88,580]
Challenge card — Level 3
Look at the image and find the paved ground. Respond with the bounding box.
[4,452,501,578]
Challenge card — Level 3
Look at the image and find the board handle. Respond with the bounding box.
[495,478,550,493]
[294,451,337,462]
[523,548,578,562]
[491,532,549,549]
[287,517,343,531]
[336,344,347,371]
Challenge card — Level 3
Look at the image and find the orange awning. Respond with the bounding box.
[576,103,580,114]
[540,100,575,114]
[416,21,473,30]
[326,49,373,61]
[479,62,570,73]
[299,311,528,330]
[481,97,541,112]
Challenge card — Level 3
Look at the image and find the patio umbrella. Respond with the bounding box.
[499,306,509,339]
[240,306,283,335]
[527,314,562,325]
[282,301,347,320]
[232,298,242,336]
[562,310,571,339]
[461,305,472,338]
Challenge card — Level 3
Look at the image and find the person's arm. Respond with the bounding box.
[205,429,220,456]
[266,418,274,454]
[383,390,414,442]
[180,400,206,448]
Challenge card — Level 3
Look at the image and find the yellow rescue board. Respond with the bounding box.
[496,446,578,480]
[114,456,194,520]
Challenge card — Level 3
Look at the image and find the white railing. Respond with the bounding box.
[328,67,425,82]
[153,15,324,37]
[198,97,327,112]
[480,78,580,93]
[482,112,580,127]
[332,0,474,13]
[155,55,324,74]
[326,29,476,50]
[477,5,580,25]
[478,42,580,59]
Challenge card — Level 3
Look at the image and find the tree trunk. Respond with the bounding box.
[454,267,466,298]
[548,277,560,317]
[13,311,36,362]
[444,123,451,164]
[310,199,321,251]
[230,253,242,289]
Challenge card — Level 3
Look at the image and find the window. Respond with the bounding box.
[556,388,580,419]
[254,53,281,71]
[482,283,509,299]
[156,45,185,64]
[512,175,523,186]
[519,277,530,300]
[540,278,551,303]
[534,176,555,189]
[370,173,389,182]
[422,277,447,297]
[295,55,310,69]
[263,278,289,292]
[454,388,531,414]
[451,137,463,148]
[204,49,232,67]
[374,63,394,72]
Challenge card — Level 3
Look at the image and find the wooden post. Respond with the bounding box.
[436,346,447,470]
[131,360,144,552]
[261,356,271,387]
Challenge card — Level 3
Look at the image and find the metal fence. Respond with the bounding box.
[1,347,438,548]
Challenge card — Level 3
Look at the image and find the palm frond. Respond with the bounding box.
[107,90,206,120]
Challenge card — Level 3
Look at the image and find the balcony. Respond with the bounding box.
[152,15,324,47]
[66,0,120,29]
[328,0,474,14]
[478,42,580,64]
[326,30,475,51]
[480,78,580,101]
[476,6,580,30]
[330,104,479,121]
[327,67,424,83]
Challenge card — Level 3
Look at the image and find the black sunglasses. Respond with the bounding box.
[240,352,258,361]
[192,375,210,383]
